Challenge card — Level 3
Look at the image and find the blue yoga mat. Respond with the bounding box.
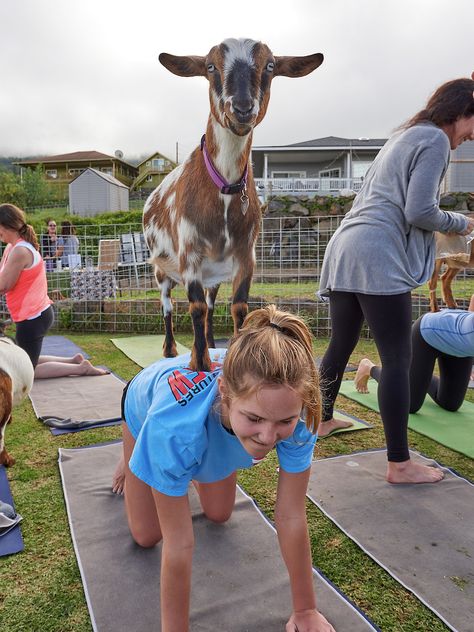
[50,419,122,436]
[0,466,24,557]
[40,336,90,359]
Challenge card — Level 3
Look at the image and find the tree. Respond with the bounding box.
[0,168,25,206]
[22,165,54,208]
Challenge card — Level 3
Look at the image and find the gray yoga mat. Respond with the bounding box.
[59,442,378,632]
[307,449,474,632]
[30,371,125,432]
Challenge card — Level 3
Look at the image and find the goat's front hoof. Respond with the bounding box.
[0,449,15,467]
[163,343,178,358]
[189,350,211,373]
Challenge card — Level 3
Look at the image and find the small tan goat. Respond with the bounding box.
[429,238,474,311]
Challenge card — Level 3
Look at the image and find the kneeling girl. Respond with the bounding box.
[120,305,334,632]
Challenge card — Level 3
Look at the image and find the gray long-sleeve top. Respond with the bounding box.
[319,123,469,296]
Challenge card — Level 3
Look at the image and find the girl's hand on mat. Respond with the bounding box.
[286,609,336,631]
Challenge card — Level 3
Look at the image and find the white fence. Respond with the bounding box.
[254,177,364,199]
[8,216,470,337]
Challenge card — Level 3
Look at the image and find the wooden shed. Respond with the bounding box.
[69,167,129,216]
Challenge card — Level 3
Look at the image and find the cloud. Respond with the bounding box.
[1,0,472,161]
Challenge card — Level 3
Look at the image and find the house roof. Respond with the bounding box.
[253,136,387,151]
[14,150,137,169]
[69,167,129,189]
[136,151,175,169]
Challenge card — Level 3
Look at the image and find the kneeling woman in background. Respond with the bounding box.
[355,294,474,413]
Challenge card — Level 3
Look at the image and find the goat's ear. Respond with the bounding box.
[159,53,207,77]
[274,53,324,78]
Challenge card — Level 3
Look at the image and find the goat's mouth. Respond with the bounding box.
[224,113,254,136]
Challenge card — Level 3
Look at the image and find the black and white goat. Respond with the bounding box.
[143,38,323,371]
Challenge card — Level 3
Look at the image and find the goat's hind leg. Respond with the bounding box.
[159,276,178,358]
[429,259,443,312]
[187,279,211,372]
[231,270,253,334]
[441,266,460,309]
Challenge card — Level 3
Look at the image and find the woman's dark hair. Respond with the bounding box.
[61,220,76,236]
[402,77,474,129]
[0,204,40,251]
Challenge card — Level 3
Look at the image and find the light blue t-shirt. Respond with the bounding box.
[420,310,474,358]
[125,350,317,496]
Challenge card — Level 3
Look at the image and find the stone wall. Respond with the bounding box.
[263,191,474,221]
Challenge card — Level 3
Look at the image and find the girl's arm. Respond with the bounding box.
[469,294,474,312]
[275,467,335,632]
[0,247,32,294]
[152,490,194,632]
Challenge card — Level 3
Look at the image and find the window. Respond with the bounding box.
[152,158,165,171]
[271,171,306,178]
[146,175,153,182]
[68,168,85,176]
[352,161,372,178]
[101,167,113,175]
[319,168,341,178]
[46,169,58,179]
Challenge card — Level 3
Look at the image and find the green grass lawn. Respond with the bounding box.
[1,333,472,631]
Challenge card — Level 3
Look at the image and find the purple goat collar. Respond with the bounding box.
[200,134,248,195]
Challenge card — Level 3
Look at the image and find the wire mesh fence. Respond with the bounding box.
[7,216,472,337]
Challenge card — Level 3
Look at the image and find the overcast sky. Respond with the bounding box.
[1,0,473,163]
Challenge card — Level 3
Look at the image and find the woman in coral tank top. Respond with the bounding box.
[0,204,106,378]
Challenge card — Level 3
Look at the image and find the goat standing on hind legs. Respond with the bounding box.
[143,38,323,371]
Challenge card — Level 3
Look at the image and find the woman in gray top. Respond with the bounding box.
[318,75,474,484]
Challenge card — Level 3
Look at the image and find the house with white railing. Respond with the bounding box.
[252,134,474,198]
[251,136,387,198]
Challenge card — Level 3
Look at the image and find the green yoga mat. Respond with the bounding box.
[111,335,190,368]
[339,379,474,458]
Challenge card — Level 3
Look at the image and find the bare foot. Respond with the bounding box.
[318,417,353,437]
[80,360,109,376]
[386,459,444,484]
[112,456,125,495]
[354,358,375,393]
[72,353,85,364]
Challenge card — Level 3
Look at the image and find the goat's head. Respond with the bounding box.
[159,38,323,137]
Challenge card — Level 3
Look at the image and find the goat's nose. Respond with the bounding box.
[232,98,254,117]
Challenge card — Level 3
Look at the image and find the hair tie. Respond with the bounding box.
[19,223,27,233]
[269,322,284,332]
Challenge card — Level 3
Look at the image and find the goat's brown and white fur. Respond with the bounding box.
[429,239,474,312]
[143,38,323,370]
[0,336,34,466]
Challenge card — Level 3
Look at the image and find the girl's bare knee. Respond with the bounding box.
[130,525,162,548]
[204,507,233,524]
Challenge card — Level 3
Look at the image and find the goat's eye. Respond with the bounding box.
[266,62,275,72]
[207,63,215,73]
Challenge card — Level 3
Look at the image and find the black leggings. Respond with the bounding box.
[15,306,54,368]
[371,317,473,413]
[319,291,412,462]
